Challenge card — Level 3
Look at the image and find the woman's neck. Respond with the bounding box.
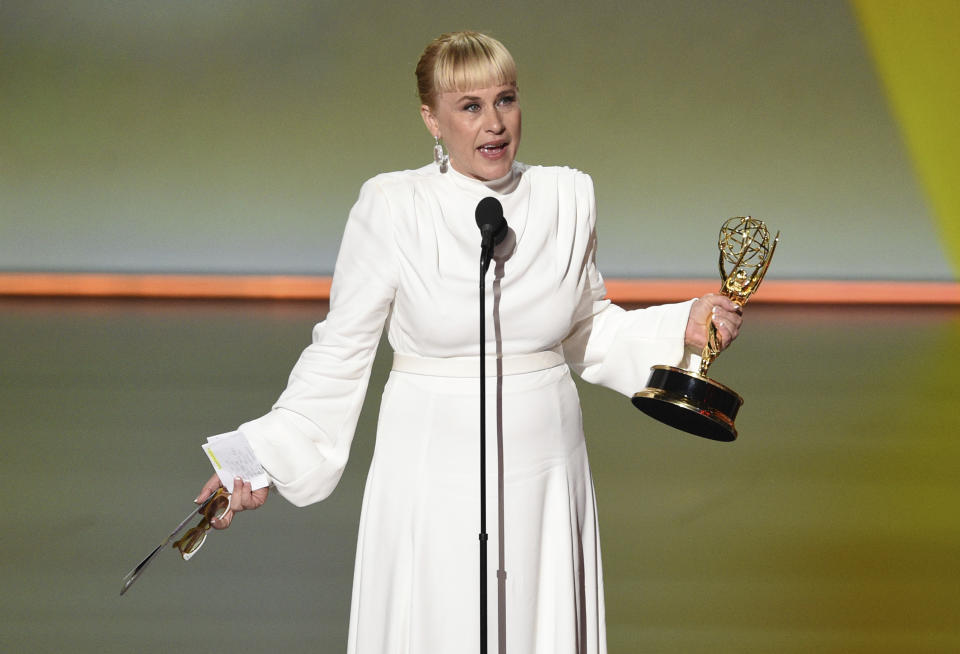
[447,161,521,194]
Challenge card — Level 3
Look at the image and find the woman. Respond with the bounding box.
[198,31,742,653]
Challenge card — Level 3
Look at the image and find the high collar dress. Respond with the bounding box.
[239,161,695,654]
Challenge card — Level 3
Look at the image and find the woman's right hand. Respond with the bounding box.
[195,473,269,530]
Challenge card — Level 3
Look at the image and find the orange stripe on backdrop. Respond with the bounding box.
[0,273,332,300]
[1,273,960,305]
[604,278,960,305]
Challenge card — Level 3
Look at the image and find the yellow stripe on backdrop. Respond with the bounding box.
[851,0,960,278]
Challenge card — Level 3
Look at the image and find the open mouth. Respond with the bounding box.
[478,142,508,154]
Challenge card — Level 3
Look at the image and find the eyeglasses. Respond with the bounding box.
[173,487,231,560]
[120,487,231,595]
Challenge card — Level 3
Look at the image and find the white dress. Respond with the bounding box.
[239,162,695,654]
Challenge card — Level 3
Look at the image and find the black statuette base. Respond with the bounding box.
[632,365,744,442]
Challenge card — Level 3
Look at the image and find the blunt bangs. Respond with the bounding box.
[417,32,517,107]
[432,43,517,96]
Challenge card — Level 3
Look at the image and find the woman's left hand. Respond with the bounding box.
[684,293,743,352]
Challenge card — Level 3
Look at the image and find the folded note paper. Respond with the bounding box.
[202,431,270,490]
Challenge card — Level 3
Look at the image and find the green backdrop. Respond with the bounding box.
[2,299,958,652]
[3,0,957,280]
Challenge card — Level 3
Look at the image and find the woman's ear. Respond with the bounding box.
[420,104,439,138]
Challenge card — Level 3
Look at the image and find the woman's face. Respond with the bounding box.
[421,82,521,182]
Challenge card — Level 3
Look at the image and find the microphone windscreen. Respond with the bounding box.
[475,196,503,230]
[475,197,507,245]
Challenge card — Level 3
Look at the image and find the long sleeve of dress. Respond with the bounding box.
[561,173,694,397]
[238,179,399,507]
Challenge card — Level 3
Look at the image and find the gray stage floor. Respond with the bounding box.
[1,298,958,653]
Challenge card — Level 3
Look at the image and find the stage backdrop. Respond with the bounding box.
[2,0,958,280]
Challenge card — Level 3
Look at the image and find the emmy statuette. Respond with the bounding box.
[632,217,779,441]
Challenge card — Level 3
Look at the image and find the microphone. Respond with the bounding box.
[475,197,508,273]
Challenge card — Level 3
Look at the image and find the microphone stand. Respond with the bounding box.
[475,196,504,654]
[478,244,492,654]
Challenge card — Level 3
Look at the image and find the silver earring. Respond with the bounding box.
[433,136,448,170]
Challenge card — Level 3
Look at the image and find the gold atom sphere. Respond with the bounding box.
[718,216,771,267]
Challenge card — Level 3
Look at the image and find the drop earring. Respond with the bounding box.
[433,136,448,171]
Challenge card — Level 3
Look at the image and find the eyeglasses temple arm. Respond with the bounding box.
[119,489,223,596]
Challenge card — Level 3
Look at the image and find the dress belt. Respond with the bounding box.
[392,345,565,378]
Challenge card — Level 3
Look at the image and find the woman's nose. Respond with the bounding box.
[485,108,505,133]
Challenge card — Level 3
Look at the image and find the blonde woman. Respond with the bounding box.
[198,31,741,654]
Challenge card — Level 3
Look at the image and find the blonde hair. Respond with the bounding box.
[415,31,517,108]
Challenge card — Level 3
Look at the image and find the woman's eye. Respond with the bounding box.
[497,95,516,106]
[464,103,481,112]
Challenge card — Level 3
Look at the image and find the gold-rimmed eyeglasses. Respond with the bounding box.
[173,486,231,560]
[120,487,231,595]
